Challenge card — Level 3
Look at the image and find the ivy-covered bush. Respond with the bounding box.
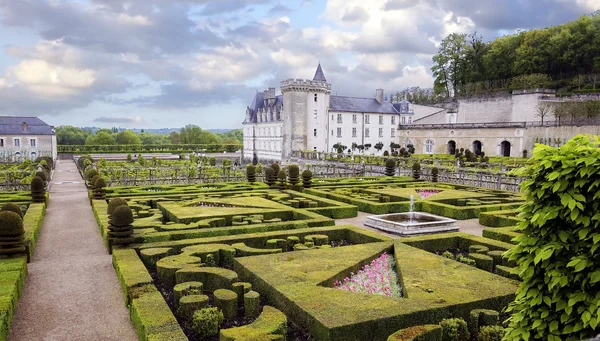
[246,164,256,183]
[385,158,396,177]
[440,318,469,341]
[1,203,23,218]
[302,170,313,188]
[30,176,46,203]
[504,135,600,341]
[431,167,439,182]
[192,307,223,337]
[412,162,421,180]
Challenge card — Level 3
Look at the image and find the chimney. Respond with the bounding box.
[22,122,27,132]
[268,87,276,99]
[375,89,384,104]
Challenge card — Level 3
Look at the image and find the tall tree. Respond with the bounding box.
[431,33,469,98]
[115,130,142,145]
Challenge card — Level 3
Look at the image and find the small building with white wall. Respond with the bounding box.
[0,117,57,162]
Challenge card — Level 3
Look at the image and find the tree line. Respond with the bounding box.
[431,13,600,98]
[56,125,243,146]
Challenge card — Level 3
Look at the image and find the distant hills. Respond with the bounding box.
[81,127,234,135]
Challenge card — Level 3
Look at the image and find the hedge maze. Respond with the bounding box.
[92,178,527,341]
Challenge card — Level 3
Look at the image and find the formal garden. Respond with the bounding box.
[0,136,598,340]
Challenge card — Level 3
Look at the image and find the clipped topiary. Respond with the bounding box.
[302,169,313,188]
[271,163,280,175]
[93,177,107,199]
[0,211,25,255]
[108,205,134,246]
[35,171,47,182]
[209,156,216,166]
[264,167,276,188]
[107,198,128,216]
[85,168,99,183]
[431,167,439,182]
[30,176,46,203]
[277,169,286,190]
[193,307,224,338]
[412,162,421,180]
[504,135,600,341]
[385,158,396,177]
[246,164,256,183]
[1,203,23,218]
[287,164,300,186]
[477,326,505,341]
[90,175,100,189]
[387,324,442,341]
[440,318,469,341]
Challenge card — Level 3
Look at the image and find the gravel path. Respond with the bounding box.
[9,160,138,341]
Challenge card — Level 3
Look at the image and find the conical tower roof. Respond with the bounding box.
[313,63,327,82]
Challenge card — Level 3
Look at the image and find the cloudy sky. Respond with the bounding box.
[0,0,597,129]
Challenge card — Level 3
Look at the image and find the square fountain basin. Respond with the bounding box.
[365,212,459,236]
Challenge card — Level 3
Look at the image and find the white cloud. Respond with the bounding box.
[7,59,96,96]
[117,13,152,26]
[442,11,475,36]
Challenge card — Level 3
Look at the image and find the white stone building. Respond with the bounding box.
[0,117,57,162]
[243,64,431,162]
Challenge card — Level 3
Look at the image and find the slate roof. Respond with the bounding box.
[0,116,54,135]
[245,93,283,123]
[313,63,327,82]
[329,96,400,114]
[393,100,414,115]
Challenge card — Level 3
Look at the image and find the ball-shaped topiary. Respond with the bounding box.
[90,175,100,189]
[192,307,223,337]
[35,171,47,182]
[107,198,128,216]
[85,168,99,182]
[287,164,300,185]
[1,203,23,218]
[277,169,287,190]
[30,176,46,203]
[302,169,313,188]
[93,177,107,199]
[0,211,24,236]
[246,164,256,183]
[383,150,389,157]
[385,158,396,177]
[412,162,421,180]
[111,205,134,227]
[264,167,275,187]
[271,163,280,175]
[431,167,439,182]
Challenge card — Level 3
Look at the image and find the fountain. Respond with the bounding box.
[364,194,459,236]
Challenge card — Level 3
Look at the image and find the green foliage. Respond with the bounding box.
[35,171,47,182]
[94,177,106,189]
[478,326,505,341]
[440,318,470,341]
[209,157,216,166]
[115,130,142,145]
[111,205,134,227]
[271,163,280,175]
[192,307,223,337]
[277,169,287,190]
[412,162,421,180]
[264,167,276,188]
[0,211,24,236]
[107,198,128,215]
[30,176,45,202]
[431,167,439,182]
[302,169,313,188]
[91,175,100,189]
[504,134,600,341]
[246,164,256,183]
[288,164,300,185]
[1,203,23,218]
[385,158,396,176]
[85,168,99,182]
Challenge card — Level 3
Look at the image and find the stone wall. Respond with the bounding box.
[524,125,600,152]
[458,94,513,123]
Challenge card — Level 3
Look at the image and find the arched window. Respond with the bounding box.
[500,141,511,157]
[425,139,434,154]
[447,140,456,154]
[472,140,482,156]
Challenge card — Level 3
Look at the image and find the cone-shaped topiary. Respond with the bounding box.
[287,164,300,186]
[30,176,46,203]
[0,211,25,255]
[302,169,313,188]
[35,171,47,182]
[108,205,134,246]
[431,167,439,182]
[412,162,421,180]
[264,167,276,188]
[246,164,256,183]
[277,169,287,190]
[107,198,128,216]
[93,177,107,199]
[1,203,23,218]
[385,158,396,177]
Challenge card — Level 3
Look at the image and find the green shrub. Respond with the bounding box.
[431,167,439,182]
[477,326,505,341]
[85,168,99,182]
[442,251,454,259]
[412,162,421,180]
[385,158,396,176]
[209,156,216,166]
[387,324,443,341]
[214,289,238,319]
[0,211,24,236]
[35,171,47,182]
[30,176,46,203]
[192,307,223,337]
[469,309,500,337]
[277,170,287,190]
[107,198,128,215]
[1,203,23,218]
[440,318,469,341]
[271,163,280,175]
[111,205,134,227]
[91,174,100,189]
[504,135,600,341]
[264,167,276,188]
[288,164,300,185]
[302,169,313,188]
[246,164,256,183]
[94,177,107,199]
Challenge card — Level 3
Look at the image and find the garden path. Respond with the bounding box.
[9,160,137,341]
[335,212,486,237]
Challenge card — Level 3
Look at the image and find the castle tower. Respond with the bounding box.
[280,63,331,158]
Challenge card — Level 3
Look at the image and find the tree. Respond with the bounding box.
[587,73,600,89]
[115,130,141,145]
[374,142,384,152]
[535,102,553,125]
[55,126,89,145]
[571,74,587,90]
[94,132,116,145]
[332,143,346,154]
[169,132,181,144]
[431,33,470,97]
[583,100,600,122]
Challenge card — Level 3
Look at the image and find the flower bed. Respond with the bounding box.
[334,253,402,297]
[417,189,441,199]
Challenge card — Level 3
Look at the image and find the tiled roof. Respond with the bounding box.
[0,116,54,135]
[330,96,399,114]
[313,63,327,82]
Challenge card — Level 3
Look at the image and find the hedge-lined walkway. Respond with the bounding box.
[9,160,137,340]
